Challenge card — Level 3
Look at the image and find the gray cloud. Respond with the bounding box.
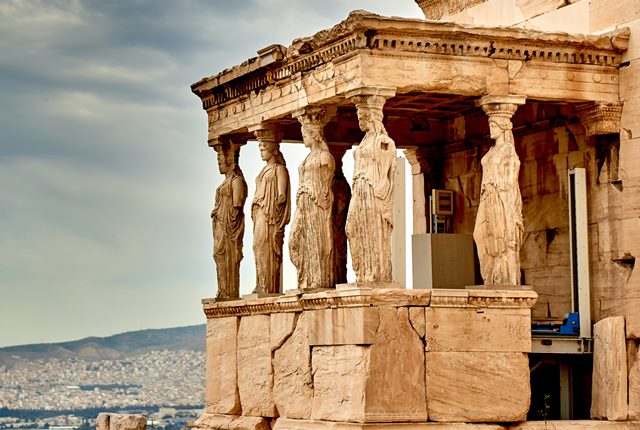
[0,0,421,347]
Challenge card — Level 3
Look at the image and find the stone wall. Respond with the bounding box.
[195,288,537,429]
[418,0,640,342]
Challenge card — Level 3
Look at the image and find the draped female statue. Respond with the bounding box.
[252,129,291,294]
[473,116,523,285]
[330,145,351,285]
[289,107,335,290]
[211,142,247,299]
[346,95,396,283]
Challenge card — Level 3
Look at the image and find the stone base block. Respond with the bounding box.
[309,307,379,346]
[206,317,240,414]
[510,421,640,430]
[238,315,276,417]
[591,316,628,420]
[274,419,504,430]
[196,417,640,430]
[425,352,530,422]
[193,414,270,430]
[425,308,530,352]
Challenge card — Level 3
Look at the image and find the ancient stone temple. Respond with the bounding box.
[191,1,640,429]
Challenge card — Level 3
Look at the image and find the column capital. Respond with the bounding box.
[249,123,283,143]
[292,105,332,126]
[476,95,526,118]
[209,136,247,151]
[404,147,428,175]
[575,101,623,136]
[344,86,396,105]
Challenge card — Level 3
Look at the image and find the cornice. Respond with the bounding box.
[191,10,629,112]
[202,287,538,318]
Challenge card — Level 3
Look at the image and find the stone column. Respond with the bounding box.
[474,94,526,286]
[211,137,248,300]
[404,147,429,235]
[289,106,336,290]
[344,86,397,285]
[249,124,291,295]
[329,144,351,285]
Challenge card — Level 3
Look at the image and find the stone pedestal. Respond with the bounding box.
[198,288,537,428]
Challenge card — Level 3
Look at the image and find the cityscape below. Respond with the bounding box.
[0,325,205,430]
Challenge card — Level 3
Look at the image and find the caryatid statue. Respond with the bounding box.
[330,144,351,285]
[251,126,291,294]
[289,106,336,290]
[345,88,397,283]
[211,139,248,300]
[473,95,526,285]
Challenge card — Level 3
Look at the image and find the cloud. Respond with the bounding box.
[0,0,422,347]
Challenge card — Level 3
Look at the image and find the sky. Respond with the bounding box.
[0,0,423,347]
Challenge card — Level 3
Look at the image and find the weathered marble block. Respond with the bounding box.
[237,315,276,417]
[193,413,270,430]
[425,307,531,352]
[201,288,537,425]
[629,340,640,420]
[425,351,531,422]
[96,413,147,430]
[591,316,628,420]
[273,312,313,419]
[206,317,241,414]
[309,306,379,345]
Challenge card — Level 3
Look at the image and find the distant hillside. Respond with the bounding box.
[0,324,205,367]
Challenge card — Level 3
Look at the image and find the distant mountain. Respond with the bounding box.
[0,324,205,367]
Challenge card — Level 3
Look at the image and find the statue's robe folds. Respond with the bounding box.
[473,133,523,285]
[252,163,290,294]
[289,149,335,290]
[346,132,396,283]
[212,173,247,299]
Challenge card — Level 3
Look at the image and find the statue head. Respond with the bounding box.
[252,127,285,165]
[295,106,330,150]
[488,116,514,144]
[351,95,387,134]
[213,139,242,175]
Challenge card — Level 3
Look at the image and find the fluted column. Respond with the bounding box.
[248,124,291,294]
[289,106,336,290]
[344,86,397,284]
[474,94,526,286]
[211,137,248,299]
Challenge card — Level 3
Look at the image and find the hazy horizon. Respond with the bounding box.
[0,1,422,348]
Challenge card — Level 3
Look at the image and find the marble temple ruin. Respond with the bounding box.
[190,1,640,429]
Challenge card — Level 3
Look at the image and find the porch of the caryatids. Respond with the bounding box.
[249,124,291,295]
[344,86,397,284]
[473,94,526,286]
[289,106,336,290]
[211,138,248,300]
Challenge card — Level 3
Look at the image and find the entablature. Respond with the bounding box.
[192,10,629,144]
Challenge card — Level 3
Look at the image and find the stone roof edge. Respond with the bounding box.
[191,9,629,98]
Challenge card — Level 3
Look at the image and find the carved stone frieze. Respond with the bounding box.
[575,101,623,136]
[202,288,537,318]
[192,11,628,128]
